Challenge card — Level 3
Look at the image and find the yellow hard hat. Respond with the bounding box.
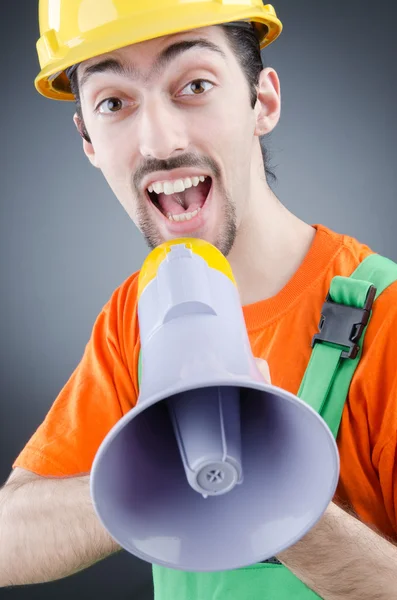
[36,0,282,102]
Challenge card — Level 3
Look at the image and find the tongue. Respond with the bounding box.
[157,182,208,215]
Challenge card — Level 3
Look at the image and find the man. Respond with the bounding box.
[0,1,396,598]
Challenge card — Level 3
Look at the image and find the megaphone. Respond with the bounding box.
[90,238,339,572]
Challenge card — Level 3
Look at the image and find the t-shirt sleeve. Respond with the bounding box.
[362,285,397,536]
[12,278,140,477]
[377,430,397,536]
[372,359,397,536]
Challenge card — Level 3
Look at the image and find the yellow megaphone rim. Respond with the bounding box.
[137,238,237,300]
[35,1,283,101]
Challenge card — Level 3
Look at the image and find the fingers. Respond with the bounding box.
[254,357,272,384]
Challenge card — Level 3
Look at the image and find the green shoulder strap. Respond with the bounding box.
[298,253,397,436]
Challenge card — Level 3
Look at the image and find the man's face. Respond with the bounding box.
[77,26,271,254]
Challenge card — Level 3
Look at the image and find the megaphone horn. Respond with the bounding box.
[90,238,339,572]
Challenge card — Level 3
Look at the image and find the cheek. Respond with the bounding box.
[92,142,141,220]
[93,132,134,188]
[208,94,255,155]
[94,130,129,172]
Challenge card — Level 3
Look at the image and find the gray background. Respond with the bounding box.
[1,0,396,598]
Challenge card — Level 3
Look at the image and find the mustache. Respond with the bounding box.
[133,153,221,193]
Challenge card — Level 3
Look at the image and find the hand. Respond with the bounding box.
[254,357,272,384]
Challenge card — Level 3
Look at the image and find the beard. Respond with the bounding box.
[135,185,237,257]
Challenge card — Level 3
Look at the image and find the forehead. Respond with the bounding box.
[78,25,230,82]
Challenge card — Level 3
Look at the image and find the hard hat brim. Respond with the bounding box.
[35,5,282,101]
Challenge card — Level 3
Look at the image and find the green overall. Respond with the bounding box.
[137,253,397,600]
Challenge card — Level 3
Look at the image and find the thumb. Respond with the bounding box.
[254,357,272,384]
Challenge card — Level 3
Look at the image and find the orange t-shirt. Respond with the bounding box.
[13,224,397,540]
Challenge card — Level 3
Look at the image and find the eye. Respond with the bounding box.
[178,79,214,97]
[96,97,125,114]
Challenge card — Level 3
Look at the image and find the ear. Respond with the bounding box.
[254,67,281,137]
[73,113,99,168]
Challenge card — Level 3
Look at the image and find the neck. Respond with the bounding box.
[227,155,315,307]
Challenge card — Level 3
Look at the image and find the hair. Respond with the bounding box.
[69,23,276,183]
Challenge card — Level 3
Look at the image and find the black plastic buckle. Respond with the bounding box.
[260,557,282,565]
[311,285,377,359]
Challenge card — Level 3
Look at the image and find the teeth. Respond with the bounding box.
[173,179,185,193]
[163,181,175,195]
[147,175,207,195]
[153,182,163,194]
[167,207,201,222]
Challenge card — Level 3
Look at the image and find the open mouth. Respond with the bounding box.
[146,175,212,222]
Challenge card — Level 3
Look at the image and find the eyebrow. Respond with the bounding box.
[79,39,227,90]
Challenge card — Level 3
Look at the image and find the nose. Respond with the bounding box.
[137,97,189,160]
